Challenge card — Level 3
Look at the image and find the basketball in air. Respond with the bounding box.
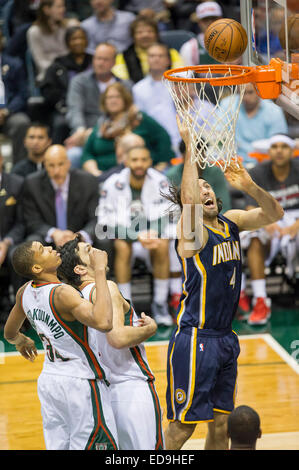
[279,14,299,52]
[204,18,248,63]
[287,0,299,13]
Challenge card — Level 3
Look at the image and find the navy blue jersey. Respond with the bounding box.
[175,214,242,331]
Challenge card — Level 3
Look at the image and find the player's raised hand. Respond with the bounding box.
[176,114,191,145]
[137,312,158,335]
[224,157,254,192]
[89,248,108,271]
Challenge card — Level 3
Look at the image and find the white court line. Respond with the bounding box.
[262,333,299,375]
[2,334,299,375]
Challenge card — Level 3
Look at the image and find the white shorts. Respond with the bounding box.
[37,373,118,450]
[110,379,165,450]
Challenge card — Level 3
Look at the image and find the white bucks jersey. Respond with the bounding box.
[81,283,155,384]
[22,281,108,381]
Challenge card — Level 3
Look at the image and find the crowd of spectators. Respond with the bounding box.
[0,0,298,329]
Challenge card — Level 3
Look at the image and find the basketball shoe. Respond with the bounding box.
[247,297,271,325]
[237,290,251,320]
[169,293,181,312]
[152,301,174,327]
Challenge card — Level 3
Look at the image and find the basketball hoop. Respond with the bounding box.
[163,59,298,171]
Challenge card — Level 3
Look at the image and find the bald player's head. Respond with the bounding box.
[44,145,71,186]
[115,133,145,164]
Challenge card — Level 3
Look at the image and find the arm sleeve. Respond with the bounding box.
[66,75,88,131]
[27,26,51,78]
[81,127,98,166]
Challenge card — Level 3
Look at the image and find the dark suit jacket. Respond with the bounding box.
[0,171,25,244]
[1,52,28,113]
[22,169,99,242]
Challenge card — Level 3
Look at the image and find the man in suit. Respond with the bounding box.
[0,150,25,323]
[22,145,99,248]
[65,42,132,167]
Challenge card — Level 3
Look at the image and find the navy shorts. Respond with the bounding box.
[166,326,240,423]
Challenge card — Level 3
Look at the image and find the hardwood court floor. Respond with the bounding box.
[0,334,298,450]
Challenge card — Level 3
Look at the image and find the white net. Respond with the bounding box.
[163,67,247,171]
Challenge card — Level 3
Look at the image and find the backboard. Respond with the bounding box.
[240,0,299,119]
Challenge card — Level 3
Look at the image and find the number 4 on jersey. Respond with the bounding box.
[230,267,236,289]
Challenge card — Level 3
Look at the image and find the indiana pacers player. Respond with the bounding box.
[4,241,118,450]
[164,117,284,450]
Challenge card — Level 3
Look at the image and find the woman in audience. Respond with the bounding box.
[112,16,184,83]
[40,25,92,143]
[26,0,78,83]
[81,82,175,176]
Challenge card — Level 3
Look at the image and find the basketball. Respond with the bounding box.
[204,18,248,63]
[279,14,299,52]
[287,0,299,13]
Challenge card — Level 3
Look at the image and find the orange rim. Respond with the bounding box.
[163,59,288,99]
[163,64,255,86]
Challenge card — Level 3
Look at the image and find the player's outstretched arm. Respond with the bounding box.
[176,115,207,257]
[177,115,201,207]
[224,158,284,231]
[92,281,157,349]
[56,248,113,331]
[4,285,38,362]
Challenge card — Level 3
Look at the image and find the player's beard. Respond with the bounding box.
[131,168,147,179]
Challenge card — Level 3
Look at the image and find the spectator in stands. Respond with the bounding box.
[132,43,181,155]
[112,16,184,84]
[118,0,173,31]
[40,25,92,144]
[163,0,202,31]
[81,0,136,54]
[0,149,25,324]
[239,134,299,325]
[0,29,30,164]
[65,0,93,21]
[166,139,232,213]
[81,82,175,177]
[22,145,99,248]
[4,1,39,68]
[98,132,146,183]
[12,122,52,177]
[227,405,262,450]
[65,42,133,168]
[26,0,79,83]
[7,0,39,35]
[97,144,174,326]
[179,1,223,66]
[257,5,284,60]
[220,83,288,166]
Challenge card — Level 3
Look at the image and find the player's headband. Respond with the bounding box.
[269,135,295,149]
